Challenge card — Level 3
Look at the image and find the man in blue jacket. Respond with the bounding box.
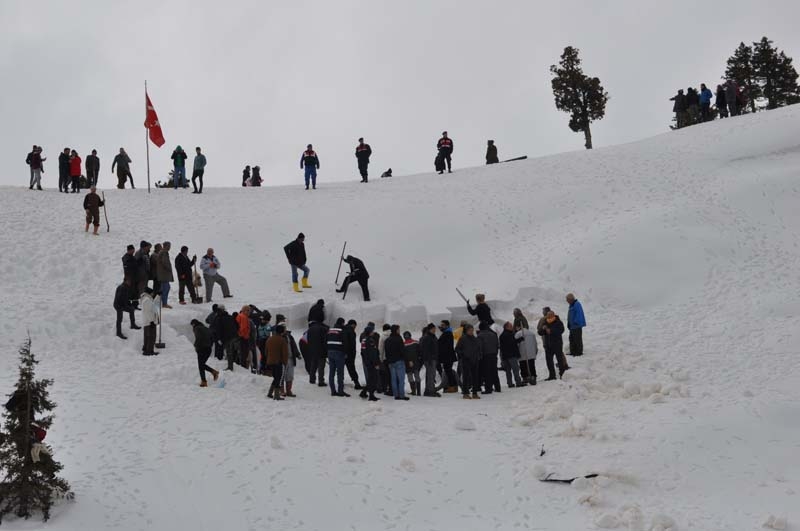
[699,83,713,122]
[566,293,586,356]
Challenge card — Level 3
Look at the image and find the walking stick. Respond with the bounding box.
[455,288,468,303]
[155,300,165,349]
[101,191,110,232]
[334,241,347,285]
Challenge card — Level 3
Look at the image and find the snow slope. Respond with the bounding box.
[1,105,800,530]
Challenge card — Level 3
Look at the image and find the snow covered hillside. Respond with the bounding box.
[1,105,800,530]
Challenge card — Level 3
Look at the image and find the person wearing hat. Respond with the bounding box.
[300,144,320,190]
[83,186,104,235]
[284,233,311,293]
[171,145,188,188]
[477,321,501,394]
[140,287,160,356]
[85,149,100,187]
[485,140,499,164]
[191,319,219,387]
[342,319,362,389]
[359,323,381,401]
[355,137,372,183]
[191,146,207,194]
[336,255,370,301]
[436,131,454,174]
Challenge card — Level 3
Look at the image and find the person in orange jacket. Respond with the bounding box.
[236,306,252,369]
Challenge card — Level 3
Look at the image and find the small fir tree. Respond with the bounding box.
[550,46,609,150]
[0,338,70,523]
[724,42,759,113]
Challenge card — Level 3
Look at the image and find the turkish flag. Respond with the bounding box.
[144,92,165,147]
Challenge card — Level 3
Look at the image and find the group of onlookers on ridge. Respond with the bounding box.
[670,80,748,129]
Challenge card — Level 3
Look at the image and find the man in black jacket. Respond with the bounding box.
[85,149,100,186]
[308,298,325,325]
[355,138,372,183]
[486,140,499,164]
[113,277,141,339]
[477,322,501,393]
[284,233,310,292]
[420,323,440,397]
[467,293,495,325]
[192,319,219,387]
[342,319,362,389]
[437,320,458,392]
[58,148,70,193]
[336,255,370,301]
[306,320,328,386]
[216,305,238,371]
[175,246,200,304]
[436,131,453,174]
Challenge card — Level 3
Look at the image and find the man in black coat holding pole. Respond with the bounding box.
[336,255,370,301]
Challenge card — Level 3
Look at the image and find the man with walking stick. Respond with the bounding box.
[336,255,370,301]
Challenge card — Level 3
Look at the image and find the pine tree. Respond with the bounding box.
[0,338,70,523]
[724,42,759,113]
[550,46,609,150]
[752,37,800,110]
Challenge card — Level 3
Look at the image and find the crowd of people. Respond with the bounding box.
[670,79,748,129]
[26,133,508,192]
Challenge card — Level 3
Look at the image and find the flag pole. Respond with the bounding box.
[145,80,151,194]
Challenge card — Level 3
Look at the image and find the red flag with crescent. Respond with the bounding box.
[144,92,165,147]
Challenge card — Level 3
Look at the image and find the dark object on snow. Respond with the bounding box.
[486,140,499,164]
[503,156,528,163]
[540,473,598,484]
[540,444,546,457]
[380,168,392,178]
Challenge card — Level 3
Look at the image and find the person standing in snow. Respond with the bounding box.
[191,147,207,194]
[236,305,252,369]
[134,241,152,296]
[68,150,81,193]
[175,246,200,305]
[300,144,320,190]
[284,233,311,293]
[499,322,524,388]
[377,323,392,395]
[113,277,141,340]
[485,140,499,164]
[670,89,688,129]
[191,319,219,387]
[85,149,100,187]
[385,325,409,400]
[306,320,328,386]
[355,137,372,183]
[242,165,251,187]
[251,166,263,186]
[199,248,232,303]
[111,148,134,189]
[28,146,45,190]
[455,324,481,399]
[155,242,175,308]
[403,331,422,396]
[699,83,713,122]
[58,148,70,193]
[171,145,188,188]
[540,310,566,380]
[477,322,501,394]
[140,287,159,356]
[359,323,381,401]
[467,293,495,326]
[420,323,440,397]
[308,298,325,325]
[266,324,289,401]
[278,316,300,397]
[437,320,458,393]
[515,322,538,385]
[342,319,362,389]
[725,80,739,117]
[83,186,104,235]
[566,293,586,356]
[327,318,349,397]
[122,244,137,284]
[255,311,273,372]
[25,145,36,188]
[336,255,370,301]
[436,131,453,174]
[715,85,728,119]
[513,308,529,330]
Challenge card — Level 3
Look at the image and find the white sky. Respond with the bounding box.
[1,0,798,187]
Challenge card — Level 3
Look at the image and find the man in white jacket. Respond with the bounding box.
[140,288,160,356]
[515,324,538,385]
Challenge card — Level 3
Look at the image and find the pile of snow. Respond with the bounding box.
[1,106,800,529]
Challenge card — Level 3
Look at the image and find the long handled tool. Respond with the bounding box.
[101,191,110,232]
[455,288,468,303]
[334,241,347,286]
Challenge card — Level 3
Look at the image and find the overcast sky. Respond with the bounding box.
[1,0,798,188]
